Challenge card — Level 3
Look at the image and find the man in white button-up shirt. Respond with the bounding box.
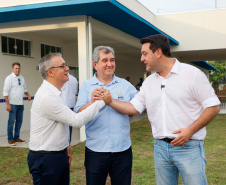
[105,34,220,185]
[3,62,31,146]
[27,53,110,185]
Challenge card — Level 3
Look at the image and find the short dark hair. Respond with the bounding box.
[140,34,171,57]
[12,62,20,68]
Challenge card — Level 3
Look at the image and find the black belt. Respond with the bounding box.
[161,138,174,143]
[30,148,67,154]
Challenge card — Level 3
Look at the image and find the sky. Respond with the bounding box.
[137,0,226,15]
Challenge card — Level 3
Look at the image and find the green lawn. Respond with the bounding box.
[0,114,225,185]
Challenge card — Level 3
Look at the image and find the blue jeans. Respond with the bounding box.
[154,139,208,185]
[7,104,24,141]
[85,146,132,185]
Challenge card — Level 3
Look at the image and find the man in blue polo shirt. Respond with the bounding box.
[75,46,137,185]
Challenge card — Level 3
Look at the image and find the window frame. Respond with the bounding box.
[41,43,62,57]
[1,35,31,57]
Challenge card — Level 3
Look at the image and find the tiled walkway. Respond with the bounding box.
[0,130,80,148]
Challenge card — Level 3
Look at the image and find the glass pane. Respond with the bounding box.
[51,46,55,53]
[41,44,44,57]
[57,47,61,53]
[1,36,7,53]
[16,39,23,55]
[45,45,50,55]
[8,37,16,54]
[24,41,31,56]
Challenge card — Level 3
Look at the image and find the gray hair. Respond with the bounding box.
[39,53,62,79]
[93,46,115,63]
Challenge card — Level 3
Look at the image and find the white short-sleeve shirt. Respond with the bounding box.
[130,59,220,140]
[2,72,27,105]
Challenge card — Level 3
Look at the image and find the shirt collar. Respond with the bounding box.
[43,80,62,96]
[91,73,119,86]
[155,58,180,78]
[170,58,180,74]
[12,72,20,78]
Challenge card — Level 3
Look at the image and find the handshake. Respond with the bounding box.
[91,87,112,105]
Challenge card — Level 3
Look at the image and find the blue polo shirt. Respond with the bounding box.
[74,74,138,152]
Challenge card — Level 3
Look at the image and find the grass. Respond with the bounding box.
[0,114,225,185]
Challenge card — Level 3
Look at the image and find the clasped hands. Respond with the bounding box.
[91,87,112,105]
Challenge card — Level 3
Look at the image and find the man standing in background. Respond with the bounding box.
[3,62,31,146]
[62,73,78,143]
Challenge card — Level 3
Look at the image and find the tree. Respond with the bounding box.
[209,62,226,89]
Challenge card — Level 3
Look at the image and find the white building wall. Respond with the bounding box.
[0,25,144,137]
[116,0,155,23]
[155,9,226,52]
[0,32,78,137]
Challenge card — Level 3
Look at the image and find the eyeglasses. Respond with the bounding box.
[49,63,68,70]
[18,78,21,85]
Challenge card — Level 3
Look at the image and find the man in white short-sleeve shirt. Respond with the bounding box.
[27,53,110,185]
[3,62,31,146]
[105,34,220,185]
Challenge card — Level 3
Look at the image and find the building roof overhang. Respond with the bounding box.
[191,61,216,71]
[0,0,179,45]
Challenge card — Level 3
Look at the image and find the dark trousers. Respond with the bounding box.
[69,108,73,143]
[27,149,70,185]
[85,146,132,185]
[69,126,72,143]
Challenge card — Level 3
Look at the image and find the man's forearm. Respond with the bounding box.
[4,96,11,112]
[24,92,30,97]
[189,105,220,134]
[25,92,31,100]
[4,96,10,106]
[108,99,138,116]
[77,101,93,113]
[171,105,220,146]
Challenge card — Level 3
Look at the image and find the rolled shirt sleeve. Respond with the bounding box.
[192,70,220,108]
[130,85,146,114]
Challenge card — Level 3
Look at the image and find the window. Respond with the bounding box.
[1,36,31,56]
[69,66,79,81]
[41,44,62,57]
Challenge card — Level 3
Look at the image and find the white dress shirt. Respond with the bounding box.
[130,59,220,140]
[29,80,105,151]
[62,74,78,108]
[2,72,28,105]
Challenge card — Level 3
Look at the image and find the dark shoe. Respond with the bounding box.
[14,139,26,143]
[8,140,16,146]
